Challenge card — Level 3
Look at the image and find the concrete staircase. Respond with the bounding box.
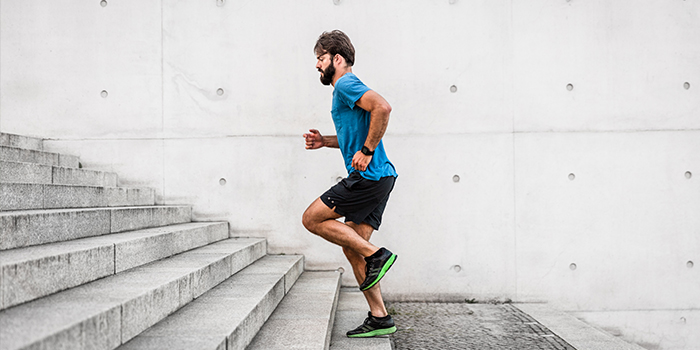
[0,132,343,350]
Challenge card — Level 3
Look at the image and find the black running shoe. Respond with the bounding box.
[359,247,397,291]
[346,312,397,338]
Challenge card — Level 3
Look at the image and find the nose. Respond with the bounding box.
[315,60,322,70]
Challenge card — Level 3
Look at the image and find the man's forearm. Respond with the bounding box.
[364,107,390,150]
[323,135,339,148]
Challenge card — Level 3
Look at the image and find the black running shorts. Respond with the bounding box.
[320,172,396,230]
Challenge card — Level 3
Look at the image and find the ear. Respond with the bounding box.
[333,54,345,67]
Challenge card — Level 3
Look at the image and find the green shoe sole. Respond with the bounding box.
[347,326,397,338]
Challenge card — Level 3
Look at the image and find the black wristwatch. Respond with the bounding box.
[361,145,374,156]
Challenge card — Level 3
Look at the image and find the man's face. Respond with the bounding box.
[316,52,335,86]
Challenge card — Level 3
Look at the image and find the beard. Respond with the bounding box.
[319,63,335,86]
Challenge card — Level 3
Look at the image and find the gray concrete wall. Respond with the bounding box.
[1,1,699,347]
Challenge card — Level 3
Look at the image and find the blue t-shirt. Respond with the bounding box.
[332,73,397,181]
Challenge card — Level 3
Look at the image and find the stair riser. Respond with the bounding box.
[0,161,117,187]
[0,223,229,310]
[0,239,267,350]
[0,146,79,168]
[0,133,43,151]
[0,207,192,250]
[1,183,155,211]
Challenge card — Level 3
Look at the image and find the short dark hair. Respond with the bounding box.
[314,30,355,66]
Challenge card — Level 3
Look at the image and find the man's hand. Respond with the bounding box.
[351,151,372,172]
[303,129,324,150]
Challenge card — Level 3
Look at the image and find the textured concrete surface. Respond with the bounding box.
[385,302,576,350]
[247,271,341,350]
[0,183,155,211]
[0,146,60,167]
[118,255,303,350]
[0,161,52,185]
[0,133,43,151]
[0,237,265,350]
[52,165,118,187]
[330,288,392,350]
[0,222,229,309]
[0,206,192,249]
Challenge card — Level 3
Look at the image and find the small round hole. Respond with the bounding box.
[450,85,458,93]
[337,267,345,274]
[333,0,341,4]
[569,263,577,270]
[688,261,694,269]
[216,88,224,96]
[100,0,107,7]
[685,171,692,179]
[336,176,343,183]
[449,0,458,4]
[216,0,225,6]
[451,265,462,272]
[452,175,460,183]
[219,178,227,186]
[566,83,574,91]
[568,173,576,181]
[684,82,690,90]
[100,90,108,98]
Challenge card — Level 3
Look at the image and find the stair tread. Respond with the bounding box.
[329,289,393,350]
[0,237,267,350]
[0,133,43,151]
[247,271,342,350]
[0,145,79,168]
[117,255,304,350]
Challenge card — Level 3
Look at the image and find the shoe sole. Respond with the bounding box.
[347,326,397,338]
[360,253,397,291]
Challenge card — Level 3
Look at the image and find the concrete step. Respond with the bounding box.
[247,270,342,350]
[0,221,229,311]
[117,254,304,350]
[516,304,647,350]
[329,288,393,350]
[0,145,79,168]
[0,183,155,211]
[0,160,118,187]
[0,133,43,152]
[0,205,192,250]
[0,237,267,350]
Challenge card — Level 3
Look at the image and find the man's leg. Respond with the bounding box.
[302,198,379,258]
[344,222,389,317]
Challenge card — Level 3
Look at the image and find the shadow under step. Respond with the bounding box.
[0,205,192,250]
[0,221,229,310]
[0,237,267,350]
[0,160,118,187]
[1,183,155,211]
[118,254,304,350]
[247,270,342,350]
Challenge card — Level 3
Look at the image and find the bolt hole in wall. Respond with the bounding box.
[685,171,692,179]
[219,178,226,186]
[216,0,225,7]
[450,85,458,93]
[568,173,575,181]
[452,175,460,183]
[100,90,108,98]
[566,83,574,91]
[100,0,107,7]
[688,261,694,269]
[451,265,462,273]
[569,263,577,271]
[684,82,691,90]
[216,88,224,96]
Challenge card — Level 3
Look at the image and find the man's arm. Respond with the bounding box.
[351,90,392,171]
[304,129,339,149]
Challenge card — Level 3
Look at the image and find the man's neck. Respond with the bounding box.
[331,67,353,87]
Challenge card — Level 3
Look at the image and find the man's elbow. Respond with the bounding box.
[379,103,392,116]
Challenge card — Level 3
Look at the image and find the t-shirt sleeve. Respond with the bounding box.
[336,76,371,110]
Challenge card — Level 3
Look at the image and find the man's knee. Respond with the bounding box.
[301,208,317,233]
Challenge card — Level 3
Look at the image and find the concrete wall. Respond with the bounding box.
[1,0,699,347]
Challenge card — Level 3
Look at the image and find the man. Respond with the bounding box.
[301,30,399,338]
